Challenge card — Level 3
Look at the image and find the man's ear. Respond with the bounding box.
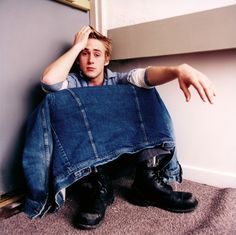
[104,56,110,66]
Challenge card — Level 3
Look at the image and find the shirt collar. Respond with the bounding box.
[104,68,116,81]
[78,68,115,85]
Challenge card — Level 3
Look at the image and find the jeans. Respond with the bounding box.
[22,85,181,218]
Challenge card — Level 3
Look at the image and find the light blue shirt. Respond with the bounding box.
[41,68,152,92]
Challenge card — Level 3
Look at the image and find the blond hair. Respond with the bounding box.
[88,26,112,59]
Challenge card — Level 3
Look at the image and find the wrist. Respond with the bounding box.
[175,63,190,77]
[169,65,179,78]
[72,43,84,54]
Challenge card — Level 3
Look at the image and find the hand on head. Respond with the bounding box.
[73,26,92,49]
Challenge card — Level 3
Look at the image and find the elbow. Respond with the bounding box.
[41,72,54,85]
[41,70,49,84]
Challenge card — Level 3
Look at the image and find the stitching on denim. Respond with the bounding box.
[41,107,50,162]
[48,93,73,173]
[51,125,71,169]
[40,102,51,218]
[66,89,99,159]
[131,86,149,144]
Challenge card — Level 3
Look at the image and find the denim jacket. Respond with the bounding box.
[22,85,181,219]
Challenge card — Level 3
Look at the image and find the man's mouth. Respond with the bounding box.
[86,67,96,71]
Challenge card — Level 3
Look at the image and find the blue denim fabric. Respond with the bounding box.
[22,85,181,219]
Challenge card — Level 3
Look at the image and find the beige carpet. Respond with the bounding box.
[1,177,236,235]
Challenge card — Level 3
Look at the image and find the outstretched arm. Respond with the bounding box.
[41,26,92,85]
[146,64,216,104]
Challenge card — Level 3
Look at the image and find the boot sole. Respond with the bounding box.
[129,188,198,213]
[76,221,103,230]
[130,198,198,213]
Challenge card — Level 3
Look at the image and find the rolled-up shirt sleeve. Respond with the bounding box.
[41,80,68,93]
[127,68,154,89]
[41,73,79,93]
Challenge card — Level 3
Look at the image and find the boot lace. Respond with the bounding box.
[150,167,173,191]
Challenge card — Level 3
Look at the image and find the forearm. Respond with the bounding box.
[146,64,215,103]
[41,44,82,85]
[146,66,178,86]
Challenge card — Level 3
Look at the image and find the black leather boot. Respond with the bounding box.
[73,166,114,229]
[130,156,198,213]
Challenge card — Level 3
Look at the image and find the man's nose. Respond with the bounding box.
[88,54,94,64]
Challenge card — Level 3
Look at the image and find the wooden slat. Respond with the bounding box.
[0,194,24,209]
[56,0,90,11]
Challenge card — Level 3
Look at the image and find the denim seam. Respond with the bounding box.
[39,103,51,218]
[131,86,149,144]
[66,89,99,159]
[51,125,72,171]
[41,106,50,170]
[50,94,73,174]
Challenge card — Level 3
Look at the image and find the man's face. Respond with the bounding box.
[78,38,109,82]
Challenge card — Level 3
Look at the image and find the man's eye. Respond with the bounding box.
[94,53,101,57]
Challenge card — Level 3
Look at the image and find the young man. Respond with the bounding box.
[41,26,215,229]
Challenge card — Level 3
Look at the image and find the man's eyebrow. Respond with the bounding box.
[83,48,102,53]
[93,49,102,53]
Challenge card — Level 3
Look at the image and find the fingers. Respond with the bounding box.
[75,26,92,40]
[185,78,216,104]
[200,80,216,104]
[80,25,92,35]
[178,64,216,104]
[73,26,92,46]
[179,80,191,102]
[191,79,208,103]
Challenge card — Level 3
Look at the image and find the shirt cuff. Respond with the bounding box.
[41,80,68,93]
[127,68,154,89]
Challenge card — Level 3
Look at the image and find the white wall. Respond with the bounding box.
[103,0,236,31]
[98,1,236,188]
